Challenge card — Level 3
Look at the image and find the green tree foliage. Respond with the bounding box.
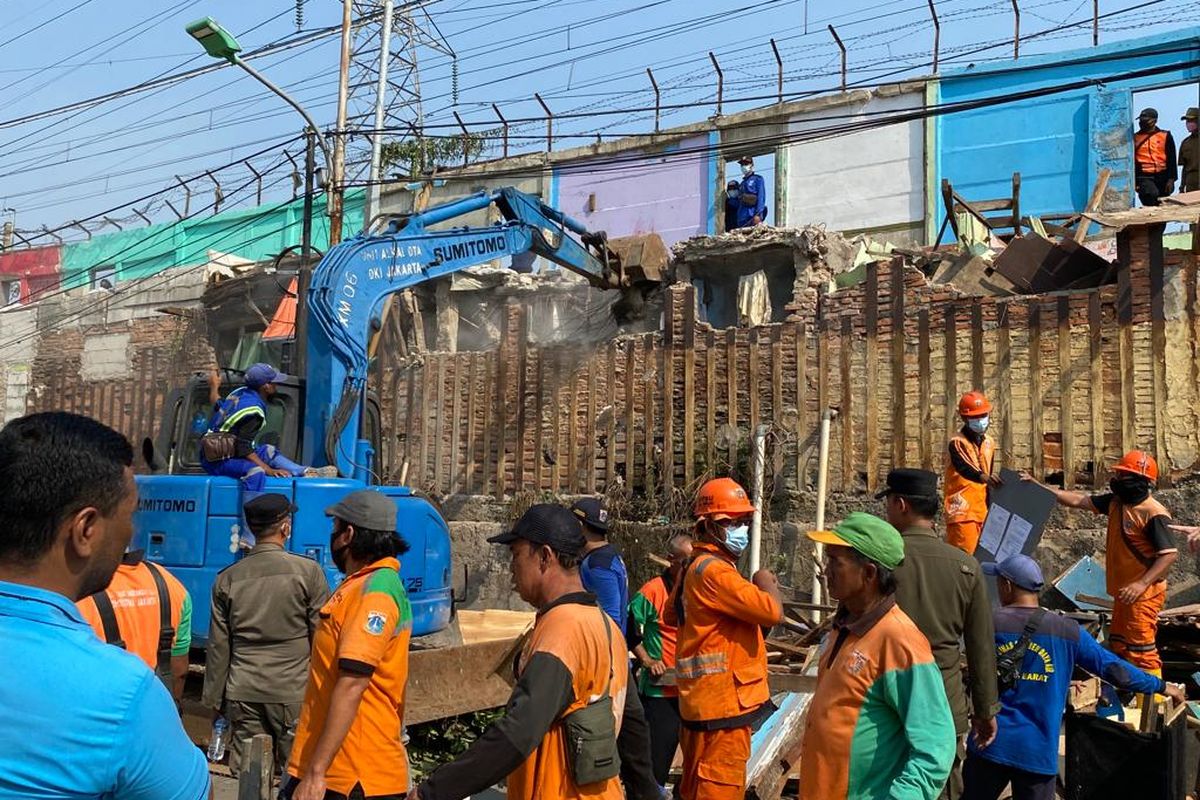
[381,133,489,176]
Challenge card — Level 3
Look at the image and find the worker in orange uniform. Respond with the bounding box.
[413,504,642,800]
[945,390,999,555]
[673,478,784,800]
[284,490,415,800]
[1025,451,1177,676]
[1134,108,1177,206]
[77,549,192,701]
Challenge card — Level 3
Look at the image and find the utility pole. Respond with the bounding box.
[365,0,396,229]
[330,0,354,245]
[295,130,317,376]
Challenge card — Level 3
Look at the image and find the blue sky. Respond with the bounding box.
[1,0,1198,238]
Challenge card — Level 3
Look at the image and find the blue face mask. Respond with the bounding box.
[726,189,739,200]
[723,524,750,556]
[967,415,990,434]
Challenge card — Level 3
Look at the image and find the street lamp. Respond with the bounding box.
[186,15,332,374]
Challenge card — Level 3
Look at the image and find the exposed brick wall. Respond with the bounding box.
[382,229,1194,500]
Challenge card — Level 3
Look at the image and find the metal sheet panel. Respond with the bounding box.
[782,90,925,234]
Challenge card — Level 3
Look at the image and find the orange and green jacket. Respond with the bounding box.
[800,598,955,800]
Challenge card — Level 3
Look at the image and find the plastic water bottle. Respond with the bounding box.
[207,717,228,762]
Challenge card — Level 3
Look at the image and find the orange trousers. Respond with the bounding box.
[1110,580,1166,671]
[946,520,982,555]
[677,726,751,800]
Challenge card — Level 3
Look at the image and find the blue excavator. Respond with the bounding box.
[133,187,664,652]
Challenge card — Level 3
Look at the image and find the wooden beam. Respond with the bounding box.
[796,322,809,486]
[1029,301,1044,480]
[1088,293,1105,488]
[1058,296,1074,486]
[726,328,739,442]
[997,303,1013,466]
[480,355,495,495]
[434,357,447,491]
[864,262,879,493]
[706,330,716,478]
[918,308,932,470]
[644,334,657,496]
[943,303,958,439]
[514,310,529,491]
[684,299,697,487]
[449,356,464,494]
[533,352,545,492]
[1149,229,1170,484]
[236,735,274,800]
[606,341,618,491]
[465,355,480,494]
[585,359,598,493]
[1117,232,1136,453]
[662,333,674,495]
[626,342,637,487]
[971,300,984,391]
[1074,167,1111,244]
[840,316,854,491]
[890,257,907,468]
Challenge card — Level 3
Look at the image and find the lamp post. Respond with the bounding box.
[186,16,331,373]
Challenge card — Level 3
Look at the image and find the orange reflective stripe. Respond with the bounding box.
[677,652,728,679]
[1135,130,1169,172]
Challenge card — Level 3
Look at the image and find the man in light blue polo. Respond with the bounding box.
[0,411,210,800]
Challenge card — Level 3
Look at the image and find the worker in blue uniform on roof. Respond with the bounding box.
[574,497,629,634]
[200,363,335,494]
[735,156,767,228]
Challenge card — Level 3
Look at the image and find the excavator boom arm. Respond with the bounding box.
[302,188,621,476]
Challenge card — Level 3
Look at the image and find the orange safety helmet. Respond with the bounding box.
[694,477,756,519]
[958,390,992,418]
[1113,450,1158,483]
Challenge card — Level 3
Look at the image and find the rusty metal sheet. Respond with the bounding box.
[406,635,524,725]
[991,235,1112,294]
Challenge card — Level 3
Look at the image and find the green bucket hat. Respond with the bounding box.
[807,512,905,570]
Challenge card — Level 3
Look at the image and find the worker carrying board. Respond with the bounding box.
[944,391,1000,555]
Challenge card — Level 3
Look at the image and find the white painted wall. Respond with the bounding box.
[782,91,925,234]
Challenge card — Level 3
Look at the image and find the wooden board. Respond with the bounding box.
[457,609,535,645]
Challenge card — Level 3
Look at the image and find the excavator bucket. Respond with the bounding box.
[604,232,670,285]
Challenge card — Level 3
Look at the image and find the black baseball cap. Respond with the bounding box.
[570,497,609,533]
[489,504,586,558]
[876,468,939,500]
[244,493,297,529]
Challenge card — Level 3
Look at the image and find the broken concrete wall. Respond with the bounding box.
[13,264,213,446]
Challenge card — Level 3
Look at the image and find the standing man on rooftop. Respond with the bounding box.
[1134,108,1177,206]
[886,468,999,800]
[0,412,209,799]
[1178,107,1200,194]
[203,493,330,772]
[735,157,767,228]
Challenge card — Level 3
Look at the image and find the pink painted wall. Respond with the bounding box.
[553,134,713,249]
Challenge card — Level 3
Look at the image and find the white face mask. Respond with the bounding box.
[727,189,739,200]
[740,165,753,178]
[967,415,990,434]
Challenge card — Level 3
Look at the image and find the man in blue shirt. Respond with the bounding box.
[964,554,1183,800]
[574,497,629,634]
[0,411,210,800]
[735,156,767,228]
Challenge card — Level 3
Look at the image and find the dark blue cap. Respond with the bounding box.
[244,363,284,389]
[570,497,609,533]
[983,554,1044,592]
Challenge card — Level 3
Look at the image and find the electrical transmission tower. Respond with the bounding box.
[340,0,455,220]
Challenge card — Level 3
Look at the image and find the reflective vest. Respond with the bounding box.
[208,386,266,434]
[674,543,780,726]
[1104,495,1171,594]
[944,433,995,524]
[1135,129,1170,174]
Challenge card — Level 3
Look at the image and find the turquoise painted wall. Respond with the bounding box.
[59,190,364,289]
[935,28,1200,243]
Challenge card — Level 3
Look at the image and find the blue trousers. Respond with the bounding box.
[201,444,305,493]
